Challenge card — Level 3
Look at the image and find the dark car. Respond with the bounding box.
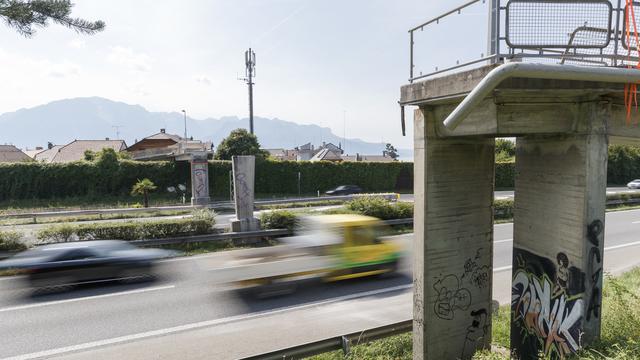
[0,240,172,290]
[325,185,363,196]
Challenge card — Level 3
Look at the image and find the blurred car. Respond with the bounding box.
[226,215,403,297]
[0,240,172,290]
[627,179,640,189]
[325,185,363,196]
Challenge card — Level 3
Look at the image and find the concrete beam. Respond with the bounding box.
[413,109,495,360]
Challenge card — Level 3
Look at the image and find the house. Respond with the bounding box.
[309,148,343,162]
[126,129,213,161]
[47,139,127,163]
[0,145,31,163]
[341,153,396,162]
[264,148,298,161]
[296,143,316,161]
[295,142,344,161]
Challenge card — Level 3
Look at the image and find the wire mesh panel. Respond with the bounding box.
[506,0,613,49]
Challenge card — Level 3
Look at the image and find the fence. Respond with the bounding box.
[240,320,412,360]
[409,0,640,83]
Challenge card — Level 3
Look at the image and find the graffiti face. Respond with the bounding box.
[433,275,472,320]
[462,249,490,289]
[461,309,489,359]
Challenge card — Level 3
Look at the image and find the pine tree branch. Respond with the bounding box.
[0,0,104,37]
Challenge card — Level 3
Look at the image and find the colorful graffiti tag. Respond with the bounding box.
[511,249,586,359]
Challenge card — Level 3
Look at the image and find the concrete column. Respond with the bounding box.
[414,108,495,360]
[511,113,608,358]
[231,155,260,232]
[190,152,210,206]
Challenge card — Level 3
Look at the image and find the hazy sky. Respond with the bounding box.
[0,1,490,148]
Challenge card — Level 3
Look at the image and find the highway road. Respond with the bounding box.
[1,209,640,359]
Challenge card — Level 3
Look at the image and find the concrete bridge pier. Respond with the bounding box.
[511,120,608,358]
[413,109,495,360]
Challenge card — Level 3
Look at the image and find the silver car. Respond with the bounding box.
[627,180,640,189]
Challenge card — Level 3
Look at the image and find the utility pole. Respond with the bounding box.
[243,48,256,134]
[181,110,187,139]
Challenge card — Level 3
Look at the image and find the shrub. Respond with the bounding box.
[36,216,217,243]
[36,223,76,243]
[0,230,27,252]
[260,210,298,230]
[346,197,413,220]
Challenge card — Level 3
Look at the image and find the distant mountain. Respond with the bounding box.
[0,97,411,159]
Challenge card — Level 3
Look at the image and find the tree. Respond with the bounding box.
[0,0,105,37]
[384,143,399,160]
[495,138,516,162]
[215,128,269,160]
[131,178,157,208]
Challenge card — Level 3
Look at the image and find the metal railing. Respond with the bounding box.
[240,320,412,360]
[408,0,640,83]
[0,194,399,223]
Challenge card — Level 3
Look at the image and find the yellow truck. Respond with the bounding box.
[215,215,403,297]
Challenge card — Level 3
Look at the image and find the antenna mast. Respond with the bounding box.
[243,48,256,134]
[112,125,123,139]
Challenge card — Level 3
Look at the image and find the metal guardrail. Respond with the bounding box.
[408,0,640,83]
[0,194,399,223]
[129,229,293,247]
[240,320,412,360]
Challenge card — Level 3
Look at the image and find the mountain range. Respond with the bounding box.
[0,97,411,159]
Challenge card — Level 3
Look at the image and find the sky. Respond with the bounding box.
[0,1,491,149]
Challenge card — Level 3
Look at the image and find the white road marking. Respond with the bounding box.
[0,285,175,313]
[1,284,413,360]
[492,241,640,273]
[632,221,640,224]
[604,240,640,251]
[494,239,513,244]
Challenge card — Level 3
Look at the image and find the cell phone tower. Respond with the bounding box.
[243,48,256,134]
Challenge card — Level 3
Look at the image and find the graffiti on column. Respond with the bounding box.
[192,163,208,197]
[433,274,472,320]
[460,308,489,359]
[511,249,586,359]
[586,220,603,321]
[462,249,490,289]
[235,172,251,213]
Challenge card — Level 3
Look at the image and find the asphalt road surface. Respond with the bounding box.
[2,209,640,359]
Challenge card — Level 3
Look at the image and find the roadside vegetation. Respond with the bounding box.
[0,230,27,252]
[311,268,640,360]
[36,209,217,243]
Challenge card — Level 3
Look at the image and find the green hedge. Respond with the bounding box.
[0,159,412,202]
[36,213,216,243]
[346,197,414,220]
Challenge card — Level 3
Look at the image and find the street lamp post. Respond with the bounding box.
[181,110,187,140]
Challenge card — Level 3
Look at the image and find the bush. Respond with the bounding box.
[37,216,217,243]
[260,210,298,230]
[0,230,27,252]
[346,197,413,220]
[36,224,76,243]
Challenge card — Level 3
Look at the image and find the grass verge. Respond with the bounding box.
[310,267,640,360]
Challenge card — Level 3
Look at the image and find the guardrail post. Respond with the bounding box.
[340,336,351,355]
